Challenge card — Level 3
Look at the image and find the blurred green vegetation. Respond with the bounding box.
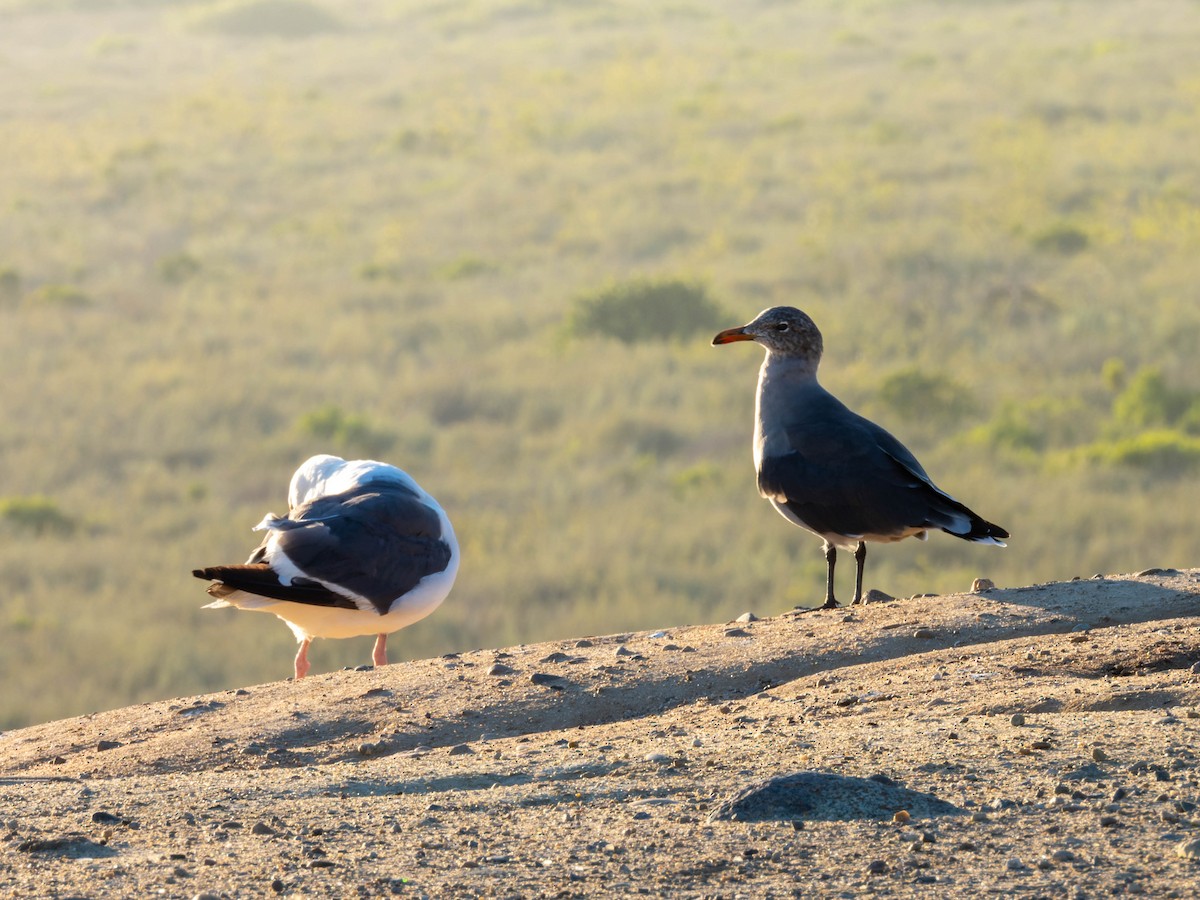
[1,0,1198,728]
[564,278,728,344]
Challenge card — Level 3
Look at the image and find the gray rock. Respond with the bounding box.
[1176,838,1200,860]
[708,771,963,823]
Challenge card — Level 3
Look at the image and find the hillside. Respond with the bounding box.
[3,0,1200,728]
[3,570,1199,896]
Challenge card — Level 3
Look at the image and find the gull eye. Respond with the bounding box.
[773,322,790,332]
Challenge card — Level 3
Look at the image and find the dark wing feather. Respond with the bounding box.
[760,391,1007,541]
[191,563,359,609]
[270,484,453,615]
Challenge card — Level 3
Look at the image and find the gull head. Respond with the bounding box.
[712,306,824,363]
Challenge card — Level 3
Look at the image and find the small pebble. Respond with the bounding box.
[1176,838,1200,860]
[735,612,758,623]
[644,752,672,764]
[614,645,635,657]
[1092,747,1108,762]
[487,663,515,676]
[448,744,474,756]
[1005,857,1026,871]
[724,628,751,638]
[1010,713,1026,727]
[96,740,121,752]
[913,628,935,639]
[866,859,888,875]
[1099,815,1119,828]
[863,589,894,603]
[1051,849,1076,863]
[251,821,275,835]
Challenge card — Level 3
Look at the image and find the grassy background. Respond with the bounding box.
[2,0,1198,728]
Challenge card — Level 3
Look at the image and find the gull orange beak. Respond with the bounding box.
[712,326,754,345]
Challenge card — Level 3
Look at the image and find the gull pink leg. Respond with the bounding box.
[294,638,312,680]
[372,633,388,667]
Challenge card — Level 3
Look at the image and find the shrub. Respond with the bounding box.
[189,0,342,38]
[966,396,1091,456]
[1111,368,1193,431]
[0,496,76,536]
[1074,430,1200,473]
[0,266,19,301]
[967,406,1044,454]
[296,405,393,457]
[26,284,90,308]
[426,386,519,427]
[670,462,724,498]
[565,278,726,345]
[599,418,683,459]
[436,256,496,281]
[877,368,976,422]
[157,252,201,285]
[1031,222,1089,255]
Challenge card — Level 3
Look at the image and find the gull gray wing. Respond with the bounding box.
[272,483,455,615]
[758,391,1004,541]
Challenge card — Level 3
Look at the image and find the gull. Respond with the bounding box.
[713,306,1007,608]
[194,454,459,678]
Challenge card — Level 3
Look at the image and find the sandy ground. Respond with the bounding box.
[2,568,1199,899]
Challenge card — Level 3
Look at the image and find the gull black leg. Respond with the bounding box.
[851,541,866,605]
[817,542,840,609]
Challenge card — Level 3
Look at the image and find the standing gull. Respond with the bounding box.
[194,454,459,678]
[713,306,1007,609]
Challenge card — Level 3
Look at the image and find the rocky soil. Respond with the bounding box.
[2,568,1199,899]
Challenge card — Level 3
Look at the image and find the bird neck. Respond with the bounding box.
[753,353,820,468]
[758,352,820,393]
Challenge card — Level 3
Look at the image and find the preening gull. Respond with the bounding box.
[713,306,1008,609]
[193,454,459,678]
